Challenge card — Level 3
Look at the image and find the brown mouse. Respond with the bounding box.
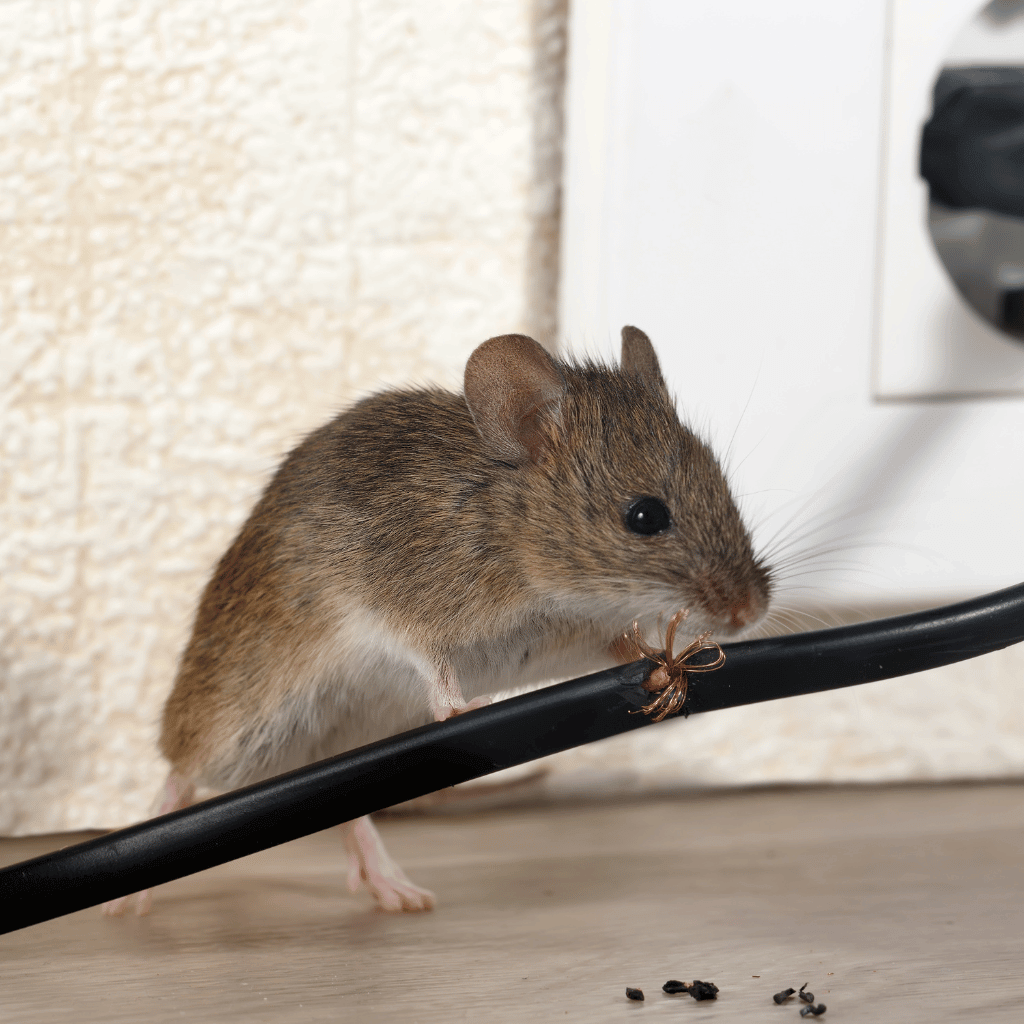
[102,326,771,916]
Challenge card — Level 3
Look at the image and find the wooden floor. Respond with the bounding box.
[2,784,1023,1022]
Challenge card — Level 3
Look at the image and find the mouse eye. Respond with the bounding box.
[625,497,671,536]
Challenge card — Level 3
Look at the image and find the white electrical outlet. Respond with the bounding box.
[874,0,1024,399]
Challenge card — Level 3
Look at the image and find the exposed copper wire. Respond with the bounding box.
[622,609,726,722]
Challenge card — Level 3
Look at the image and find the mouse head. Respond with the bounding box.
[464,327,772,638]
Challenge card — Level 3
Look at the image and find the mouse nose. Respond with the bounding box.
[728,591,765,631]
[693,568,771,636]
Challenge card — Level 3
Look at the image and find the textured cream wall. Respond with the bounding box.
[1,0,1021,837]
[0,0,565,833]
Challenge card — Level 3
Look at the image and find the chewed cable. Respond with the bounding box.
[2,581,1024,936]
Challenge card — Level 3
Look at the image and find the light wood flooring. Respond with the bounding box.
[2,783,1023,1022]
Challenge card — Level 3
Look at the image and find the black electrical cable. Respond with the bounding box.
[3,581,1024,936]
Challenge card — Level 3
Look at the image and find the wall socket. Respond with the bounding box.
[874,0,1024,400]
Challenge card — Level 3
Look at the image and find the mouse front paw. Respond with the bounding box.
[436,694,492,721]
[427,662,493,722]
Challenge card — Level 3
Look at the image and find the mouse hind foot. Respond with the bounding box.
[341,815,436,912]
[101,888,154,917]
[101,770,196,917]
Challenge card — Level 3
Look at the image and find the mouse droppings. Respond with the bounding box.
[773,987,796,1004]
[662,980,718,1000]
[799,1004,826,1017]
[686,981,719,1001]
[798,983,814,1003]
[625,987,644,1001]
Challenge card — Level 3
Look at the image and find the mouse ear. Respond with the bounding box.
[620,325,669,395]
[464,334,566,464]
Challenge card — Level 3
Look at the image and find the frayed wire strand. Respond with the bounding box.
[622,610,726,722]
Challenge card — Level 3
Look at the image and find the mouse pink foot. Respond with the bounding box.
[100,770,194,918]
[427,661,492,722]
[434,693,492,722]
[101,889,153,916]
[341,815,435,912]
